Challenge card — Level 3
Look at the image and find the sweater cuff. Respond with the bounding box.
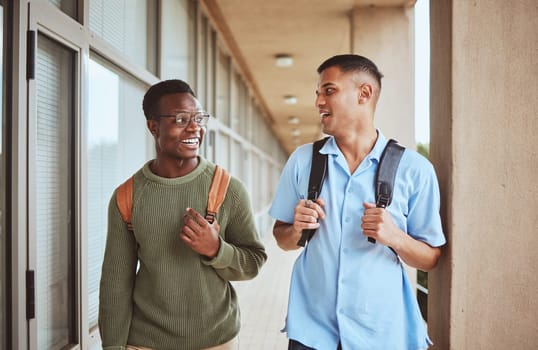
[102,346,125,350]
[201,237,233,268]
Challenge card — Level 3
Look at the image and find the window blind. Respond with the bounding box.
[35,34,74,350]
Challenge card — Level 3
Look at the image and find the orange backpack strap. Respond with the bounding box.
[206,166,231,224]
[116,176,134,231]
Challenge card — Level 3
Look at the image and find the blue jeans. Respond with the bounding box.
[288,339,342,350]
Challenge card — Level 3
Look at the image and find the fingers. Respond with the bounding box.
[363,202,376,209]
[181,208,208,239]
[180,207,220,257]
[299,199,325,219]
[184,207,207,226]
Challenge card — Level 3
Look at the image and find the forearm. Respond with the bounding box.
[392,229,441,271]
[273,220,303,251]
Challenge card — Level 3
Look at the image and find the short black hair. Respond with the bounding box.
[317,54,383,89]
[142,79,196,120]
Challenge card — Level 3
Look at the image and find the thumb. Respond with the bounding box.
[363,202,376,209]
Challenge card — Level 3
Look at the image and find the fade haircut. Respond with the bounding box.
[317,54,383,89]
[142,79,196,120]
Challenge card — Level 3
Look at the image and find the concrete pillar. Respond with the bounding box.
[429,1,538,349]
[350,5,416,148]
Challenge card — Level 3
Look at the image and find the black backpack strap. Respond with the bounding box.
[297,137,329,247]
[368,139,405,244]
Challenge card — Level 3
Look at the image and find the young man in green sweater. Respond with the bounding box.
[98,79,267,350]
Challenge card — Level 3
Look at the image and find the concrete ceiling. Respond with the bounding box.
[204,0,416,154]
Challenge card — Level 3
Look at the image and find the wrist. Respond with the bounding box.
[391,228,407,253]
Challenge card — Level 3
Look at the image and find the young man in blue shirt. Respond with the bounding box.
[269,54,446,350]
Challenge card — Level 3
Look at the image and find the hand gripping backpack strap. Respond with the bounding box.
[297,137,330,247]
[206,165,231,224]
[368,139,405,244]
[116,176,134,231]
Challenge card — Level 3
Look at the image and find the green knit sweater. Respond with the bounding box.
[98,158,267,350]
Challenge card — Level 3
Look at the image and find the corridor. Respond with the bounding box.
[233,235,301,349]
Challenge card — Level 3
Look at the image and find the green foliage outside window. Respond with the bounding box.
[417,142,429,159]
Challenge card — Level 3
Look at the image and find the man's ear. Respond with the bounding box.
[358,83,373,104]
[147,119,159,136]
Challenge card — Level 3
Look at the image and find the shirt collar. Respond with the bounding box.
[319,130,389,163]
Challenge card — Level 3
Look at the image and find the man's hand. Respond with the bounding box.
[361,202,442,270]
[293,198,326,233]
[273,198,325,251]
[180,207,220,258]
[361,202,402,247]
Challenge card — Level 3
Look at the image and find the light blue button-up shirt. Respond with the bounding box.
[269,133,446,350]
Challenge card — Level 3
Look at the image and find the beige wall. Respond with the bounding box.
[429,1,538,349]
[351,6,416,148]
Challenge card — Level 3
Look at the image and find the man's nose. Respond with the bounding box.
[315,94,325,107]
[185,118,201,130]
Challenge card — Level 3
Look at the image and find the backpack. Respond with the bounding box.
[297,137,405,246]
[116,165,231,231]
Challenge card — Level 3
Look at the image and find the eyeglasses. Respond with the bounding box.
[156,111,210,127]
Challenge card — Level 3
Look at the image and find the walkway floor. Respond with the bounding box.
[232,234,301,350]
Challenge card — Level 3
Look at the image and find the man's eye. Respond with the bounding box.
[325,88,335,95]
[176,116,189,124]
[174,113,188,122]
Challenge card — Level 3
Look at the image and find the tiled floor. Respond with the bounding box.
[232,235,301,350]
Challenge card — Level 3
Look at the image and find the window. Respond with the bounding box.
[89,0,157,73]
[196,15,208,108]
[215,47,230,125]
[217,132,230,170]
[49,0,78,20]
[230,70,240,132]
[86,55,150,330]
[160,0,195,82]
[0,3,5,349]
[34,33,76,349]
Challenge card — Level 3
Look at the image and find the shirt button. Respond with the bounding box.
[348,187,353,193]
[345,217,350,223]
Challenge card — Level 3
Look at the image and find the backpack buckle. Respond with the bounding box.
[205,212,216,224]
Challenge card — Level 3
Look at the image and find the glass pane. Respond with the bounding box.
[204,28,216,116]
[89,0,157,73]
[237,78,248,138]
[218,132,229,170]
[231,139,242,179]
[86,55,149,329]
[35,34,75,350]
[0,4,5,349]
[197,16,208,108]
[230,71,240,132]
[161,0,195,82]
[215,48,230,125]
[49,0,78,20]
